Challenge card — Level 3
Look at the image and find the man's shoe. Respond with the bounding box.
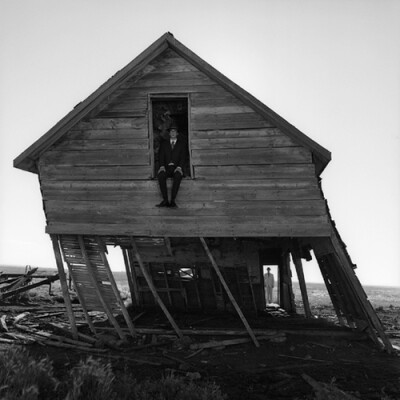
[156,200,169,207]
[169,200,178,208]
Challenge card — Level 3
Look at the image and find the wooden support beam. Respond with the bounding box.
[96,237,137,338]
[316,251,357,328]
[50,235,78,340]
[162,263,173,306]
[329,232,393,352]
[122,248,137,307]
[130,237,183,339]
[77,235,126,341]
[316,255,346,326]
[164,237,173,257]
[278,251,296,313]
[291,240,312,319]
[127,249,141,306]
[245,266,258,315]
[193,266,203,310]
[200,237,260,347]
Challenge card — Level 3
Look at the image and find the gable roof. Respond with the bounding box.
[14,32,331,175]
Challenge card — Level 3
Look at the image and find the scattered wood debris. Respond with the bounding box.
[0,266,59,300]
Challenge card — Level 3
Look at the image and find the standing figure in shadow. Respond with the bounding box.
[156,123,186,208]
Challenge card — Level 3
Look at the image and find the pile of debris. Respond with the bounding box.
[0,266,59,301]
[0,303,288,364]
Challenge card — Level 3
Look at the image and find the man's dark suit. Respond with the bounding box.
[157,137,187,205]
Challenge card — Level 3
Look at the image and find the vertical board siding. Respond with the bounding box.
[39,48,329,237]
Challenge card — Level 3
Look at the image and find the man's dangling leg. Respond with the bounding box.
[156,170,169,207]
[170,170,183,208]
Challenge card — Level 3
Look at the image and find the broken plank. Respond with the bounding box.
[47,322,98,344]
[189,334,285,350]
[0,315,8,332]
[40,339,108,353]
[0,337,17,344]
[33,330,93,348]
[13,312,31,324]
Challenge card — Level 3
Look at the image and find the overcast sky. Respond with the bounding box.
[1,0,399,287]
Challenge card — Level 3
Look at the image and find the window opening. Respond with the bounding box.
[151,98,191,178]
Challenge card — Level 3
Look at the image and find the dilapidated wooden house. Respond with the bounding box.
[14,33,391,350]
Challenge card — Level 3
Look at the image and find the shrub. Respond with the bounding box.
[0,349,226,400]
[0,347,59,400]
[66,357,116,400]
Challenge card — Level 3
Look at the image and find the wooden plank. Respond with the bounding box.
[132,72,216,88]
[191,147,312,165]
[76,118,146,130]
[192,112,274,130]
[191,105,255,115]
[46,221,332,237]
[192,128,282,139]
[53,138,149,151]
[66,128,148,140]
[194,164,316,179]
[41,178,318,191]
[130,238,183,338]
[50,235,78,339]
[42,187,322,203]
[40,164,152,181]
[200,237,259,347]
[46,209,329,227]
[191,94,249,108]
[44,199,327,217]
[39,149,150,166]
[191,136,297,149]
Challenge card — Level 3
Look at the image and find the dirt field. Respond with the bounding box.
[1,276,399,399]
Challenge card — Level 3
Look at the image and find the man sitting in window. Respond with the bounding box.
[156,123,186,208]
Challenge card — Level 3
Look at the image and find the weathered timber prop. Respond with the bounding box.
[51,234,78,339]
[200,237,260,347]
[131,237,183,339]
[190,334,286,350]
[291,239,312,318]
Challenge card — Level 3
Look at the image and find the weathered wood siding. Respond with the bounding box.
[39,49,330,237]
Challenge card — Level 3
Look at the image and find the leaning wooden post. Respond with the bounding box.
[130,237,183,339]
[291,241,312,319]
[96,237,137,338]
[200,237,260,347]
[50,235,78,339]
[122,248,137,306]
[329,232,393,352]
